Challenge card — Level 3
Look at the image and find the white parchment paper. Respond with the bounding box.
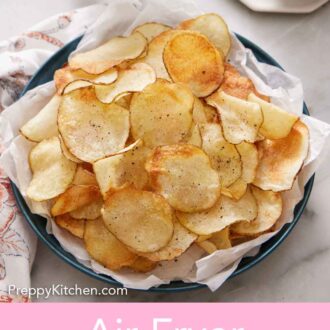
[1,0,330,291]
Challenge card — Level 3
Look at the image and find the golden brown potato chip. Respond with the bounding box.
[59,135,82,163]
[130,79,193,147]
[72,166,98,186]
[139,219,197,261]
[62,80,93,94]
[70,197,103,220]
[209,227,232,249]
[114,93,132,109]
[178,13,231,56]
[58,87,129,162]
[142,30,180,80]
[221,178,247,200]
[146,144,221,212]
[219,63,270,101]
[84,218,137,270]
[133,22,171,42]
[51,185,101,217]
[80,162,94,172]
[248,93,298,139]
[93,140,151,196]
[27,137,76,201]
[185,124,202,147]
[236,142,258,184]
[207,91,263,144]
[54,66,118,94]
[163,31,224,97]
[253,120,309,191]
[196,234,212,243]
[231,186,282,235]
[55,214,85,238]
[95,63,156,103]
[192,98,219,124]
[21,95,60,142]
[203,104,220,123]
[102,188,174,253]
[75,69,118,85]
[200,123,241,187]
[127,257,157,273]
[177,187,257,235]
[69,32,147,74]
[230,232,253,246]
[196,240,217,254]
[256,134,265,142]
[192,97,208,124]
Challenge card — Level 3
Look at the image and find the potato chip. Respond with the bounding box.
[91,70,118,84]
[130,80,194,147]
[95,63,156,103]
[197,240,217,254]
[20,95,60,142]
[142,30,180,80]
[192,97,208,124]
[51,185,101,217]
[253,120,309,191]
[69,32,147,74]
[200,123,241,187]
[209,227,232,249]
[70,197,103,220]
[177,187,257,235]
[230,232,253,246]
[192,98,219,124]
[58,87,130,162]
[115,59,137,71]
[256,133,265,142]
[54,66,118,94]
[231,186,282,235]
[59,135,82,163]
[102,188,174,253]
[207,91,263,144]
[163,31,224,97]
[93,140,151,196]
[146,144,221,212]
[127,257,157,273]
[196,234,212,243]
[133,22,171,42]
[203,104,220,123]
[114,93,132,109]
[80,162,94,172]
[72,166,97,186]
[185,124,202,147]
[178,13,231,56]
[84,218,137,270]
[27,137,76,201]
[139,219,197,261]
[219,63,270,101]
[236,142,258,183]
[62,80,93,94]
[248,93,298,139]
[221,178,247,200]
[55,214,85,239]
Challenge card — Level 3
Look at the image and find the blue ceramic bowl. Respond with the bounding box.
[11,34,314,292]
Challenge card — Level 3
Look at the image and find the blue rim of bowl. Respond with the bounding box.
[11,33,314,293]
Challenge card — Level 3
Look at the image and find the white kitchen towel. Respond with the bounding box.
[0,3,104,303]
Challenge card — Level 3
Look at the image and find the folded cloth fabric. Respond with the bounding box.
[0,4,104,303]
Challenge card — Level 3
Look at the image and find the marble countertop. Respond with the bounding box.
[1,0,329,302]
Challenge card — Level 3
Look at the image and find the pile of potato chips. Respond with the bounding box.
[20,13,309,273]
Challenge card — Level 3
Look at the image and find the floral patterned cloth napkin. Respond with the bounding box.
[0,3,104,302]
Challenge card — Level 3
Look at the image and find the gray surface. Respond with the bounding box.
[1,0,330,302]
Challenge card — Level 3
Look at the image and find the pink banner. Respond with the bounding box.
[1,303,328,329]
